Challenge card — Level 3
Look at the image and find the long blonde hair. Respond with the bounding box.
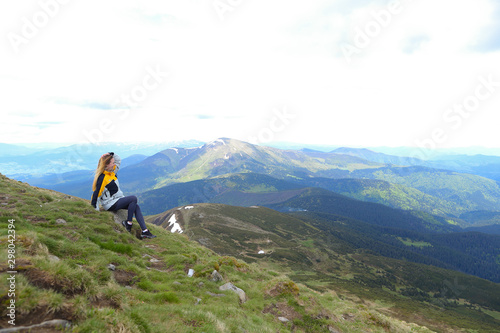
[92,154,114,191]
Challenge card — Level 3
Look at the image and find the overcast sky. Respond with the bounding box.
[2,0,500,149]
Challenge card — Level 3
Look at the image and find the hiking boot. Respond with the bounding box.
[122,221,132,233]
[141,230,157,239]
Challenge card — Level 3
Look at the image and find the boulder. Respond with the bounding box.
[219,282,247,303]
[112,209,128,224]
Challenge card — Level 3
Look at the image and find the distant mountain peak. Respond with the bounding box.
[333,147,377,154]
[206,138,228,146]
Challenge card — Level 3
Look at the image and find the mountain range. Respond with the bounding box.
[11,138,500,227]
[2,137,500,331]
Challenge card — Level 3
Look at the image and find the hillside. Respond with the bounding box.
[283,177,460,218]
[137,173,464,223]
[0,173,460,332]
[147,203,500,332]
[138,173,306,215]
[349,166,500,217]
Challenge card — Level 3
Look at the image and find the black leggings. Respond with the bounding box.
[108,196,147,230]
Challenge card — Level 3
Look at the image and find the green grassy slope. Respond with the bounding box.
[296,177,460,218]
[147,203,500,332]
[352,166,500,216]
[1,174,444,332]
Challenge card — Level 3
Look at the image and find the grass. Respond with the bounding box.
[397,237,433,248]
[1,174,499,332]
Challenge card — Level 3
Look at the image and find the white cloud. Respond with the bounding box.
[1,0,499,148]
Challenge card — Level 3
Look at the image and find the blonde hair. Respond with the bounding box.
[92,155,114,191]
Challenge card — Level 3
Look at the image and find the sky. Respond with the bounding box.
[2,0,500,149]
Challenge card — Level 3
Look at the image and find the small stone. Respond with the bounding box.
[56,218,67,224]
[206,291,226,297]
[278,317,289,323]
[211,270,223,282]
[107,264,116,271]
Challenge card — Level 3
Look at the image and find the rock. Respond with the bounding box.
[219,283,247,303]
[278,317,289,323]
[187,269,195,277]
[173,281,182,285]
[107,264,116,271]
[56,218,67,224]
[211,270,223,282]
[112,209,128,224]
[48,255,60,262]
[328,326,341,333]
[0,319,71,332]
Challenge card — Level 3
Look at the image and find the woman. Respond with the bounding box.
[91,152,156,239]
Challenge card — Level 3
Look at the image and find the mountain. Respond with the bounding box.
[331,147,424,166]
[0,143,38,157]
[117,138,384,193]
[349,165,500,216]
[465,224,500,235]
[137,172,462,233]
[137,173,305,215]
[147,203,500,332]
[266,187,459,233]
[291,177,459,217]
[332,146,500,183]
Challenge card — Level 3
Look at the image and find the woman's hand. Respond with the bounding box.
[101,152,114,159]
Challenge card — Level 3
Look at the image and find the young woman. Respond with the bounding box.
[91,152,156,239]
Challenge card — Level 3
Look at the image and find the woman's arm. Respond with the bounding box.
[91,173,105,209]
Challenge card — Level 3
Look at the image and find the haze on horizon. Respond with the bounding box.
[2,0,500,149]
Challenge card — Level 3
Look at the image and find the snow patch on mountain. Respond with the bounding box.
[168,213,183,233]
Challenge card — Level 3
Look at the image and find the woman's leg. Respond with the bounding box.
[134,204,147,230]
[109,196,147,230]
[109,196,137,224]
